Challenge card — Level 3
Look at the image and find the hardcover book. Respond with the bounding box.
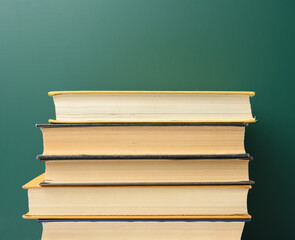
[48,91,255,123]
[37,123,247,156]
[23,174,251,217]
[40,156,253,186]
[39,219,250,240]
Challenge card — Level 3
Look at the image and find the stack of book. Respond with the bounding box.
[23,91,255,240]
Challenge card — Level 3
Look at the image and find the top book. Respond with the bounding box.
[48,91,255,123]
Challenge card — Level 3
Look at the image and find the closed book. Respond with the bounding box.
[39,155,253,186]
[23,174,251,217]
[39,219,250,240]
[48,91,255,123]
[37,123,247,156]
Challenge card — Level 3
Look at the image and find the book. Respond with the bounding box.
[23,174,251,217]
[37,123,247,156]
[39,219,249,240]
[48,91,255,123]
[40,156,253,185]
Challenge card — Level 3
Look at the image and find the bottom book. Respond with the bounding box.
[39,219,249,240]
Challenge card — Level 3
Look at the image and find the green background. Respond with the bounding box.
[0,0,294,239]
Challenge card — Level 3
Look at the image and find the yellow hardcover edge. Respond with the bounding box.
[23,212,251,220]
[48,91,255,96]
[22,174,45,189]
[48,118,256,124]
[23,174,252,189]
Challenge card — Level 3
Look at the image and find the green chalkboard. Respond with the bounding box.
[0,0,294,239]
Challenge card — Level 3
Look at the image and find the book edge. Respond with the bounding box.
[37,154,252,160]
[48,91,255,96]
[40,180,255,187]
[37,122,249,128]
[23,174,253,189]
[23,212,252,220]
[37,218,251,222]
[48,119,256,124]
